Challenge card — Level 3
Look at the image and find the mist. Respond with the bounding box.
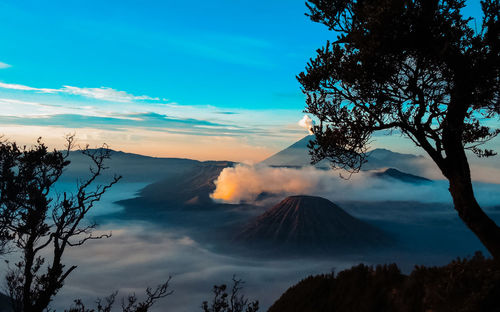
[22,222,354,312]
[25,219,480,312]
[1,174,497,312]
[211,164,500,207]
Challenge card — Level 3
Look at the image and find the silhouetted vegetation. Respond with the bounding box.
[0,137,170,312]
[299,0,500,258]
[269,252,500,312]
[202,276,259,312]
[65,278,173,312]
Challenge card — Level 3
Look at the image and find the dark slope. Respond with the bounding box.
[373,168,432,184]
[139,161,234,206]
[236,195,390,252]
[116,161,234,211]
[63,149,201,183]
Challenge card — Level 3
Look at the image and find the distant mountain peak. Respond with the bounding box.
[261,135,323,168]
[262,135,428,175]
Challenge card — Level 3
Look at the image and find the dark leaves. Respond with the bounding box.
[202,276,259,312]
[0,137,121,312]
[299,0,500,172]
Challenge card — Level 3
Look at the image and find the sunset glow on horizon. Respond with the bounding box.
[0,0,492,162]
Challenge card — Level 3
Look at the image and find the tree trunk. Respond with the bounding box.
[448,173,500,259]
[443,138,500,259]
[441,79,500,259]
[22,237,36,312]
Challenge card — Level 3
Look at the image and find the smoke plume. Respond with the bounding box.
[210,164,500,207]
[298,115,315,134]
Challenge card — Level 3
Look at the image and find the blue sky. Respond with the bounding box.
[0,0,489,161]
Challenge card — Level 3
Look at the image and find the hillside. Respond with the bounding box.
[139,161,234,206]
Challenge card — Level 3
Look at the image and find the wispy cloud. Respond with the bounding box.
[0,80,308,161]
[0,98,50,108]
[0,82,159,102]
[0,96,305,139]
[0,82,56,93]
[0,62,11,69]
[0,97,109,118]
[0,98,73,117]
[0,112,264,137]
[61,86,159,102]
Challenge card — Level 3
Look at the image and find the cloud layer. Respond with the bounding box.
[48,224,348,312]
[1,177,496,312]
[211,164,500,207]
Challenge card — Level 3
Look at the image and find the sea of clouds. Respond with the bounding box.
[211,163,500,207]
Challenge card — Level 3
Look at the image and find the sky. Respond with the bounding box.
[0,0,489,162]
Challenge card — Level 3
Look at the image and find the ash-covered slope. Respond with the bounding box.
[236,195,390,252]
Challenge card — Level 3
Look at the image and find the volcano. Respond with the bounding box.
[262,135,428,176]
[236,195,390,252]
[138,161,234,206]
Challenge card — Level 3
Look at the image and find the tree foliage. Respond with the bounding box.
[65,278,173,312]
[268,252,500,312]
[299,0,500,258]
[0,136,173,312]
[202,276,259,312]
[0,136,121,312]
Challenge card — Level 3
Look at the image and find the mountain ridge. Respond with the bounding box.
[374,168,432,184]
[262,135,428,176]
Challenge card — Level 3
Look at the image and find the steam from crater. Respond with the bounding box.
[298,115,315,134]
[210,164,500,206]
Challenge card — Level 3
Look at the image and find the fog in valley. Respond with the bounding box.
[0,141,495,311]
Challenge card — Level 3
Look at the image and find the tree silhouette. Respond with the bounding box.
[298,0,500,258]
[268,252,500,312]
[201,276,259,312]
[65,278,173,312]
[0,136,122,312]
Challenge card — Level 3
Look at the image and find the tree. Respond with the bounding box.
[298,0,500,258]
[201,276,259,312]
[0,137,170,312]
[66,278,173,312]
[0,136,121,311]
[268,252,500,312]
